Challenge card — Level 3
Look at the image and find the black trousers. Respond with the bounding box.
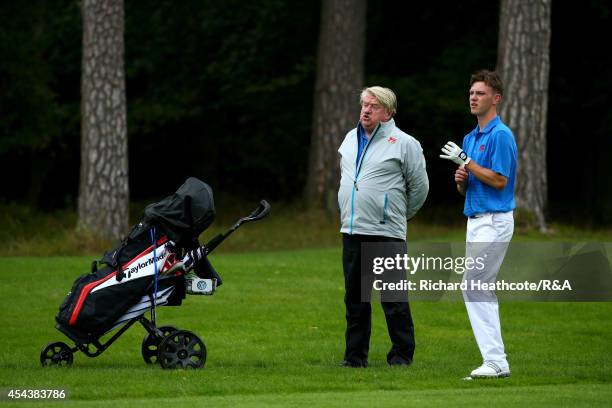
[342,233,415,365]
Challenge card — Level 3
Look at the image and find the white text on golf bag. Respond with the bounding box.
[91,244,168,293]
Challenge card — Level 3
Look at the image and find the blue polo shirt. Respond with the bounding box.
[462,116,517,217]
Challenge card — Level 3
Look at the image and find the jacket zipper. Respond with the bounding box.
[349,124,381,234]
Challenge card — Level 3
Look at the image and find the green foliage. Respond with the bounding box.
[1,0,611,224]
[0,1,80,154]
[124,0,319,199]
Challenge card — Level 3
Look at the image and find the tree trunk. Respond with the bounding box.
[497,0,551,232]
[78,0,129,240]
[305,0,366,211]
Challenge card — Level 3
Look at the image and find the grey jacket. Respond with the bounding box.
[337,119,429,239]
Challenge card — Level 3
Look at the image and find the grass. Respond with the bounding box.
[0,250,611,407]
[0,202,611,405]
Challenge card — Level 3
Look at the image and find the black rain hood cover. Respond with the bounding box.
[143,177,215,243]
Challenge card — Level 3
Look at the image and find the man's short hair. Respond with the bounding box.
[360,86,397,116]
[470,70,504,96]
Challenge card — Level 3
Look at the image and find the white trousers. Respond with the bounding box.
[463,211,514,365]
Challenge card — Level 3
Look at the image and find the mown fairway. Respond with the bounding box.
[0,250,611,407]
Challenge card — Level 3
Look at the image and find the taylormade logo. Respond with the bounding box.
[124,252,165,279]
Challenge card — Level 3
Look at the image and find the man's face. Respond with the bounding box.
[469,81,501,117]
[360,93,392,133]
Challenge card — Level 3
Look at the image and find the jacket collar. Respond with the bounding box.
[378,118,395,135]
[358,118,395,138]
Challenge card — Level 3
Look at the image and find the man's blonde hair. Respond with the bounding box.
[360,86,397,116]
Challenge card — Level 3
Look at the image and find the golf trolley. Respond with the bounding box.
[41,193,270,369]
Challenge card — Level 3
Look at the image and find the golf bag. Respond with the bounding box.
[56,177,218,341]
[43,177,269,368]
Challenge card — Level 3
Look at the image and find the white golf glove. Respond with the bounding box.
[182,246,205,272]
[440,141,471,166]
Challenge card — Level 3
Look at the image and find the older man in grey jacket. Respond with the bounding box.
[338,86,428,367]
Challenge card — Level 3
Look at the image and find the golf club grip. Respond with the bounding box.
[250,200,271,219]
[205,200,270,254]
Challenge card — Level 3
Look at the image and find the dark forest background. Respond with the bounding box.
[1,0,611,224]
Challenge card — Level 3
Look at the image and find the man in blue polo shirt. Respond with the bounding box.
[440,70,517,379]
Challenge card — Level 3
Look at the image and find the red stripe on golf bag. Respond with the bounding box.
[68,271,118,325]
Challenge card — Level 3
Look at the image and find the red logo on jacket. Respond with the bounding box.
[388,136,397,144]
[479,144,485,152]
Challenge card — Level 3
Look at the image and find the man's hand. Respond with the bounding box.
[455,166,468,184]
[182,246,205,272]
[455,166,468,195]
[440,141,471,166]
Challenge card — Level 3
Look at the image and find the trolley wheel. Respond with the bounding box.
[40,342,73,367]
[158,330,206,369]
[141,325,178,364]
